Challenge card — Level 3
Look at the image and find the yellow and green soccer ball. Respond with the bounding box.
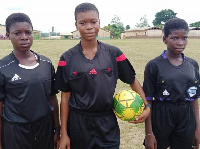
[113,90,144,121]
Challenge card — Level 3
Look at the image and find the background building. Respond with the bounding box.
[188,27,200,38]
[0,25,6,39]
[121,27,163,39]
[60,32,73,39]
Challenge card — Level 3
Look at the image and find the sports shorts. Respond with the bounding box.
[68,108,120,149]
[152,100,195,149]
[2,114,54,149]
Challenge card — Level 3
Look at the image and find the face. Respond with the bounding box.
[75,11,100,41]
[163,29,188,54]
[6,22,33,52]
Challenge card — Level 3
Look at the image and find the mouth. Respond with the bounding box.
[86,32,95,35]
[175,48,185,50]
[20,43,30,47]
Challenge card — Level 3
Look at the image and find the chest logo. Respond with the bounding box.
[163,89,170,96]
[187,86,197,98]
[89,68,97,74]
[11,74,21,81]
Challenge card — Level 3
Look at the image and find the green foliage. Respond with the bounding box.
[189,21,200,27]
[126,25,130,30]
[153,9,177,27]
[135,15,150,28]
[33,34,40,40]
[103,15,125,38]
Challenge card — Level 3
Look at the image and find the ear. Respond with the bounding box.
[75,22,78,30]
[6,32,10,39]
[163,36,167,44]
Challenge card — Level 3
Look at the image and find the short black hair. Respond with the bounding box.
[163,18,189,37]
[5,12,33,33]
[74,2,99,21]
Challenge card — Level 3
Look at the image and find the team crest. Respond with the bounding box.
[187,86,197,97]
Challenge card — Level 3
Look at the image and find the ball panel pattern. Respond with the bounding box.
[113,90,144,121]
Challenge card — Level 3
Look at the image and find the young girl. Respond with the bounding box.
[56,2,150,149]
[0,13,60,149]
[143,18,200,149]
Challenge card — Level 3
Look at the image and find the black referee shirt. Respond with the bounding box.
[56,41,136,112]
[0,51,58,123]
[143,50,200,102]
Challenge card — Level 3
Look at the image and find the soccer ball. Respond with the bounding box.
[113,90,144,121]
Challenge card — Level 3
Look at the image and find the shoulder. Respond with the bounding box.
[185,57,199,69]
[60,43,80,61]
[33,52,52,64]
[99,41,122,57]
[0,53,15,69]
[146,55,164,67]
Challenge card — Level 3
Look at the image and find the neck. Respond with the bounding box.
[165,50,182,59]
[13,50,32,59]
[81,39,98,50]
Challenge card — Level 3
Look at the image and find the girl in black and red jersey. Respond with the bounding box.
[56,2,150,149]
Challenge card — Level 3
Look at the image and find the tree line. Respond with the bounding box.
[103,9,200,39]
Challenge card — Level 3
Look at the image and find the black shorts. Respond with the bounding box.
[2,115,54,149]
[68,108,120,149]
[152,100,195,149]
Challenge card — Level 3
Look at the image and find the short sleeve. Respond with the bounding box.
[0,72,5,102]
[194,61,200,98]
[143,61,156,100]
[117,51,136,84]
[55,56,71,92]
[50,64,59,95]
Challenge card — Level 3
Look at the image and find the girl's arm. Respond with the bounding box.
[191,98,200,149]
[49,94,60,148]
[59,92,71,149]
[0,102,3,149]
[129,78,150,124]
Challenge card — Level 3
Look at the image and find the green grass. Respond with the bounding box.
[0,38,200,149]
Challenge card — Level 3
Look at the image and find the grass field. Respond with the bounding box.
[0,38,200,149]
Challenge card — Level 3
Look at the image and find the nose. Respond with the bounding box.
[20,33,28,39]
[177,39,185,45]
[86,23,93,29]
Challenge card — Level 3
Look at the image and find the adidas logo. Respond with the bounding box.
[11,74,21,81]
[163,89,169,96]
[89,68,97,74]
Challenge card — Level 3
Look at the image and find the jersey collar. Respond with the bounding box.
[161,50,185,60]
[10,50,40,64]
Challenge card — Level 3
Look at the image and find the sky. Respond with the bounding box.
[0,0,199,33]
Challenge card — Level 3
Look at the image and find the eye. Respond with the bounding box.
[79,22,85,25]
[14,32,21,36]
[26,31,32,35]
[171,37,177,40]
[92,20,99,24]
[183,37,187,40]
[92,20,97,24]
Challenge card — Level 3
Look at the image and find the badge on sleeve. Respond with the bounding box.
[187,86,197,97]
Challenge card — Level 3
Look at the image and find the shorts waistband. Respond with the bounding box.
[158,98,195,101]
[70,107,113,116]
[3,114,52,128]
[154,100,192,107]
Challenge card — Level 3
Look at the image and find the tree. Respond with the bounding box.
[103,15,125,38]
[126,25,130,30]
[135,15,150,28]
[189,21,200,27]
[111,15,121,24]
[153,9,177,27]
